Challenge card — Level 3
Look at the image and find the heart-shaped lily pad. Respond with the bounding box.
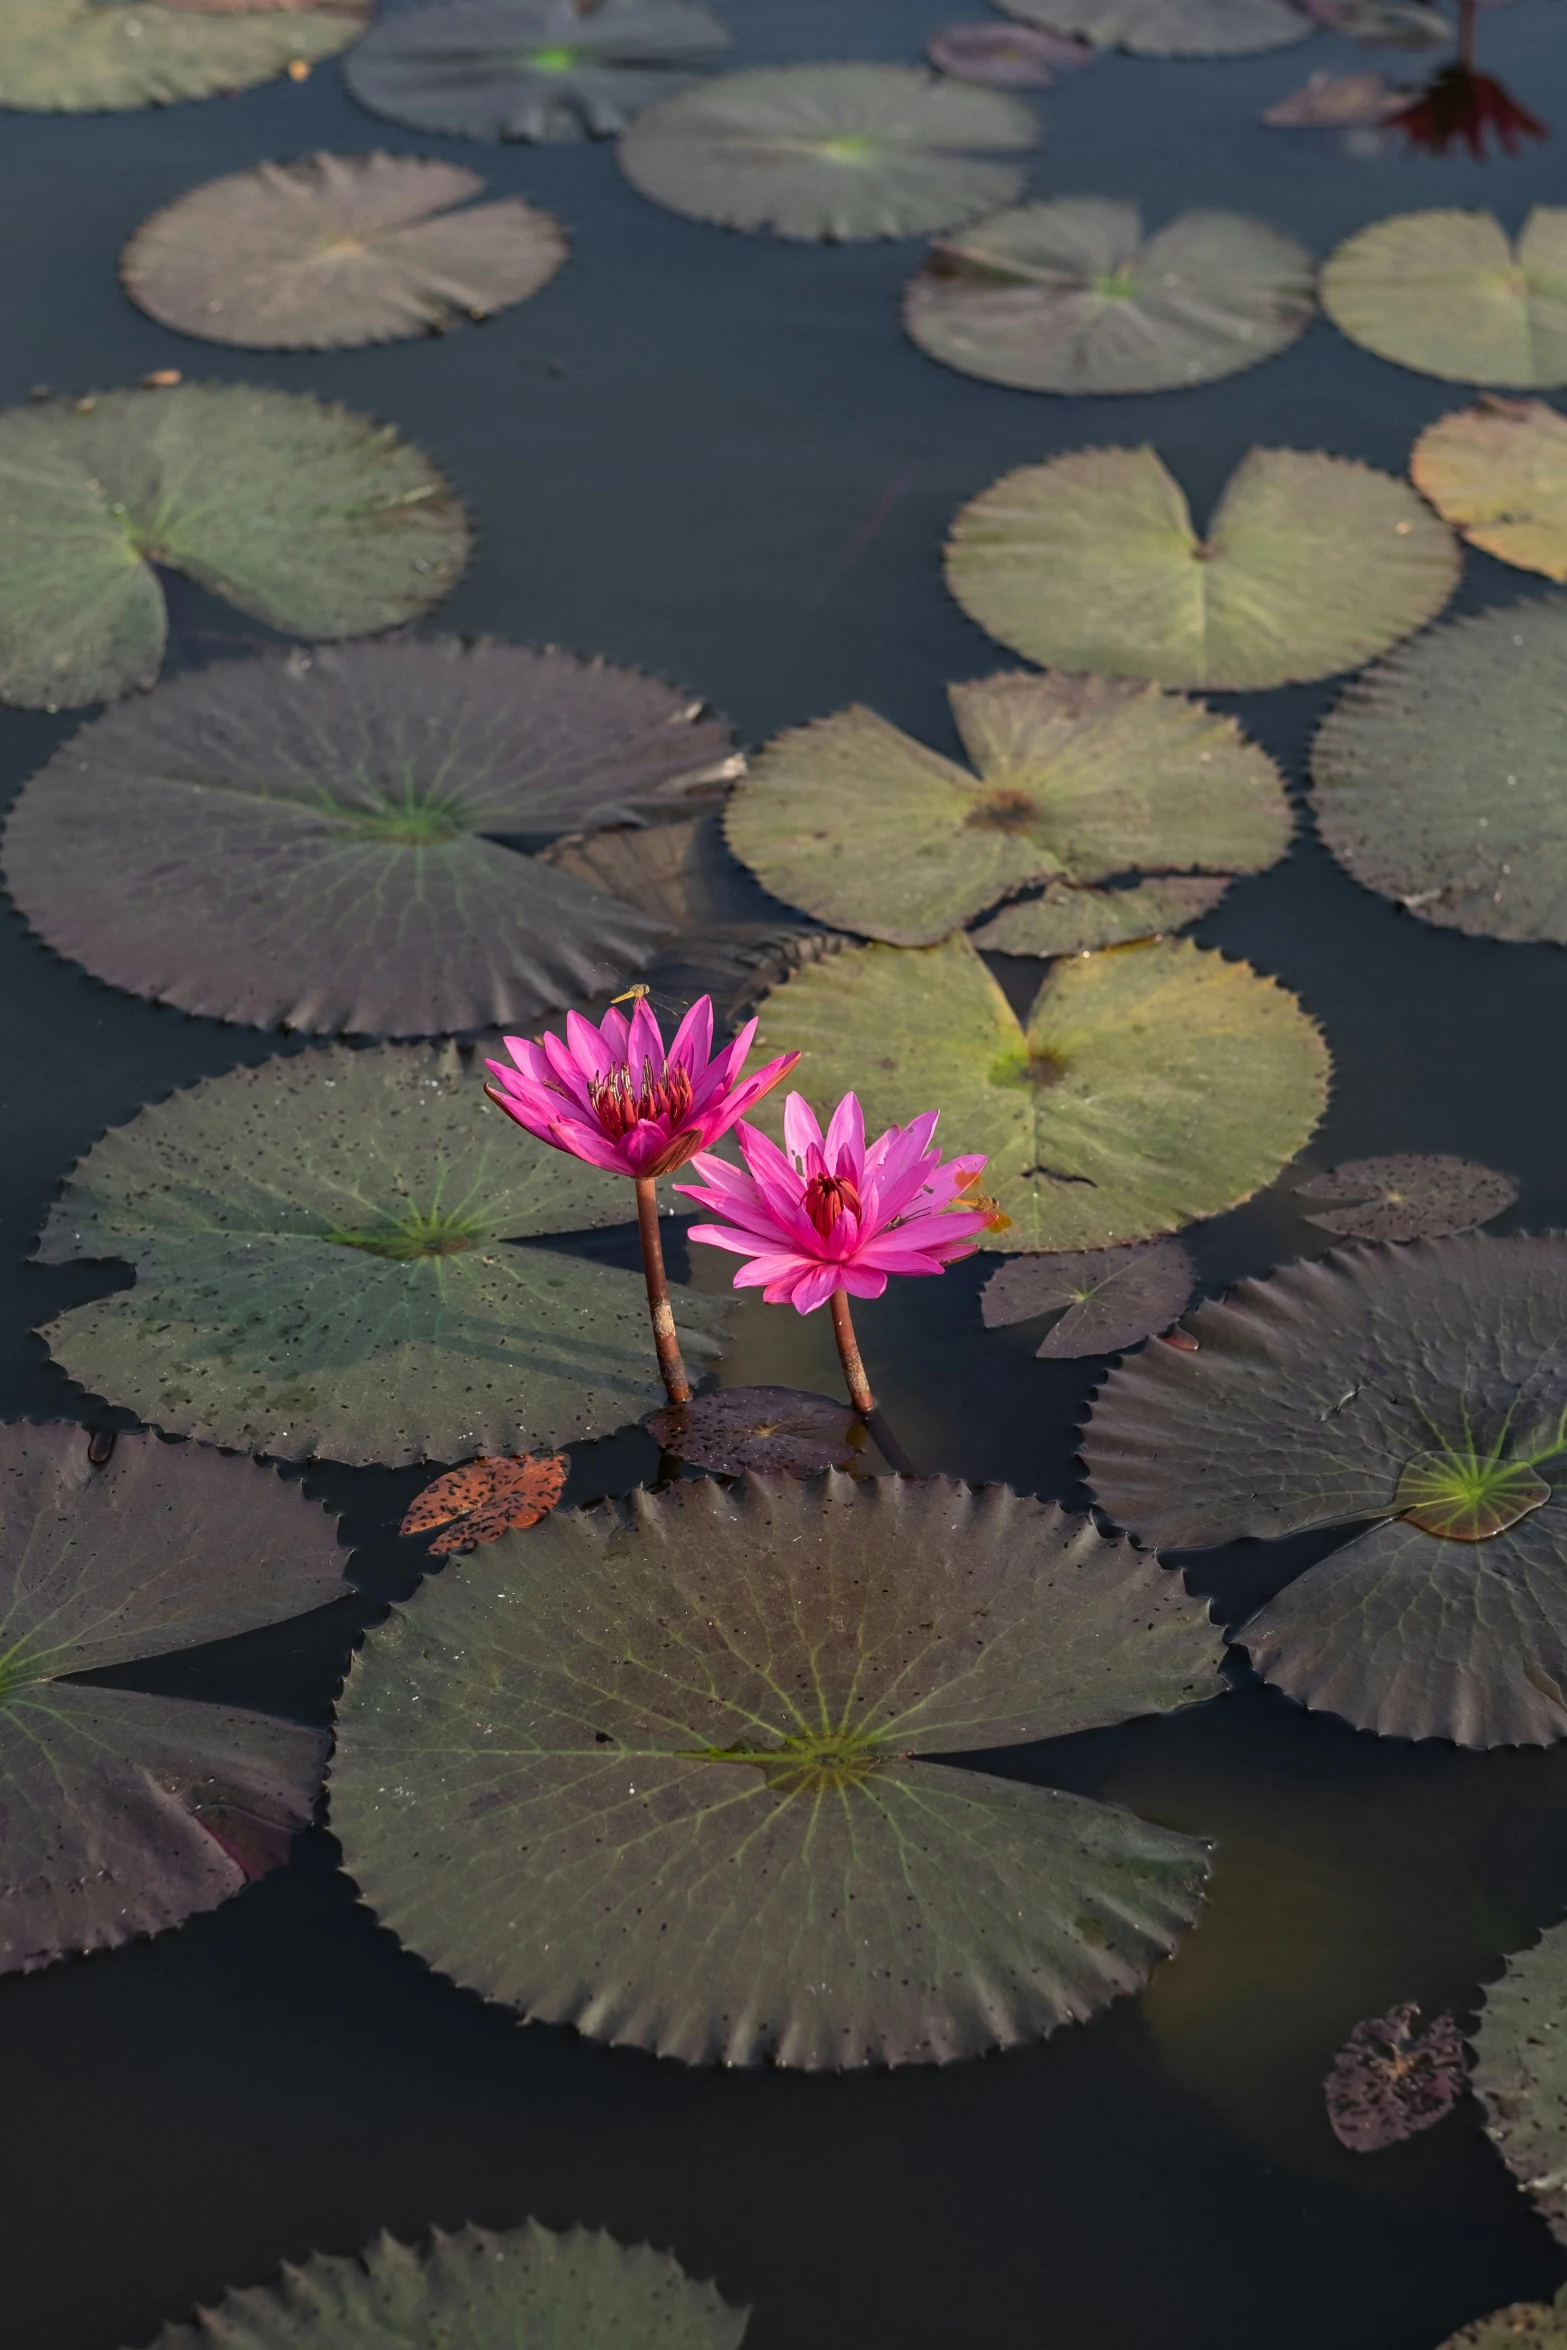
[1084,1233,1567,1746]
[1,640,734,1034]
[646,1385,867,1475]
[0,384,468,711]
[1437,2296,1567,2350]
[1311,601,1567,946]
[0,0,364,111]
[0,1421,346,1974]
[982,1237,1195,1357]
[1473,1920,1567,2248]
[905,200,1315,395]
[331,1471,1218,2068]
[970,874,1230,953]
[1295,1154,1518,1242]
[1411,400,1567,583]
[1321,208,1567,387]
[751,932,1328,1254]
[997,0,1312,55]
[618,64,1038,243]
[1323,2001,1468,2151]
[35,1043,729,1467]
[344,0,730,144]
[946,445,1457,692]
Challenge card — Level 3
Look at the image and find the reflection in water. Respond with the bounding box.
[1390,0,1548,154]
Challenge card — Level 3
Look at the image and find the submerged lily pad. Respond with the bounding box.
[997,0,1311,55]
[970,874,1231,953]
[982,1237,1195,1357]
[0,0,363,111]
[905,199,1315,395]
[1412,400,1567,583]
[1321,209,1567,388]
[0,1422,346,1973]
[1296,1154,1518,1242]
[1474,1919,1567,2248]
[345,0,729,143]
[35,1043,728,1468]
[752,933,1328,1254]
[1,640,735,1033]
[647,1385,868,1476]
[1323,2000,1468,2151]
[331,1472,1218,2067]
[726,672,1290,948]
[1084,1233,1567,1746]
[1311,602,1567,946]
[618,64,1038,243]
[946,445,1457,692]
[0,384,468,711]
[1437,2292,1567,2350]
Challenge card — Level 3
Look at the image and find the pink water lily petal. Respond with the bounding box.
[823,1091,865,1176]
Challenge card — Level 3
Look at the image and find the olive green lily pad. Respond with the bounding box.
[946,445,1457,692]
[0,0,363,111]
[1,640,737,1034]
[997,0,1312,56]
[727,671,1289,947]
[331,1471,1218,2067]
[1311,601,1567,946]
[1084,1232,1567,1746]
[0,1421,346,1973]
[1437,2290,1567,2350]
[970,874,1231,953]
[1412,399,1567,583]
[618,64,1038,244]
[145,2221,749,2350]
[1295,1154,1518,1242]
[35,1043,728,1467]
[982,1237,1195,1357]
[0,384,469,711]
[646,1385,867,1476]
[1473,1920,1567,2248]
[905,199,1315,396]
[1321,208,1567,388]
[751,932,1328,1254]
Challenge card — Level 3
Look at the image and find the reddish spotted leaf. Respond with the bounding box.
[401,1454,567,1555]
[1324,2000,1468,2151]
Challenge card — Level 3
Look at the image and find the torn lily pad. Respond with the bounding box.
[0,0,363,111]
[982,1238,1195,1358]
[971,874,1230,953]
[618,64,1038,243]
[0,1422,346,1974]
[1437,2292,1567,2350]
[647,1385,868,1476]
[946,445,1457,692]
[1084,1232,1567,1746]
[1321,208,1567,388]
[1323,2000,1468,2150]
[1412,400,1567,583]
[997,0,1311,55]
[726,672,1290,948]
[331,1472,1219,2067]
[35,1043,728,1468]
[905,199,1315,396]
[1296,1154,1518,1242]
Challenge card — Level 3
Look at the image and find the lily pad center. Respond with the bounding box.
[525,46,579,71]
[700,1729,889,1795]
[1093,269,1141,298]
[820,134,879,163]
[327,1208,480,1261]
[331,794,471,847]
[966,788,1040,833]
[1395,1446,1552,1542]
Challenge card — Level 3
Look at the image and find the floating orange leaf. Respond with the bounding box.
[401,1454,567,1555]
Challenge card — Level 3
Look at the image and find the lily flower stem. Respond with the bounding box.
[1458,0,1475,68]
[634,1178,691,1406]
[828,1290,917,1473]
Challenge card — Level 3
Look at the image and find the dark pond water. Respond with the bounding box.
[4,4,1567,2344]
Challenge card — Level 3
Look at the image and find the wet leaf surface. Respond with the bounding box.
[1412,399,1567,583]
[970,873,1231,952]
[982,1237,1195,1356]
[1475,1919,1567,2248]
[1296,1154,1519,1242]
[401,1453,568,1554]
[1436,2292,1567,2350]
[996,0,1312,54]
[926,22,1093,84]
[647,1384,869,1476]
[0,0,363,110]
[1322,207,1567,387]
[1323,2000,1468,2151]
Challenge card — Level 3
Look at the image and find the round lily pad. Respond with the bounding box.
[1323,2001,1468,2152]
[0,384,469,711]
[982,1237,1195,1357]
[646,1385,868,1475]
[996,0,1312,55]
[344,0,730,144]
[35,1042,729,1468]
[618,64,1038,244]
[751,932,1328,1254]
[1,639,737,1034]
[946,444,1457,692]
[1473,1919,1567,2248]
[905,199,1315,396]
[331,1471,1218,2068]
[970,874,1231,953]
[1412,399,1567,583]
[0,0,363,111]
[1295,1154,1518,1242]
[726,671,1290,948]
[1311,601,1567,946]
[0,1421,346,1974]
[1084,1233,1567,1746]
[1321,208,1567,388]
[1437,2294,1567,2350]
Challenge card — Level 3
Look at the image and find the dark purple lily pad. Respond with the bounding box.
[647,1385,868,1475]
[1296,1154,1519,1243]
[982,1238,1194,1358]
[1324,2000,1468,2150]
[927,22,1094,84]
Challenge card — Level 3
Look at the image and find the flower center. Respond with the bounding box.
[803,1171,861,1239]
[588,1059,695,1142]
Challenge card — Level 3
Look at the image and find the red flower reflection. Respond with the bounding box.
[1390,64,1546,158]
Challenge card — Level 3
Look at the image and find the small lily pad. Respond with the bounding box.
[905,200,1315,396]
[1412,399,1567,583]
[646,1385,867,1475]
[0,383,469,711]
[970,874,1231,953]
[982,1238,1195,1357]
[1323,2000,1468,2151]
[0,0,363,111]
[400,1453,567,1554]
[35,1042,729,1467]
[0,1421,346,1973]
[1304,0,1451,46]
[1474,1920,1567,2248]
[1321,208,1567,388]
[618,64,1038,244]
[1296,1154,1519,1242]
[927,22,1093,84]
[997,0,1312,56]
[1437,2292,1567,2350]
[331,1472,1218,2067]
[1263,71,1411,126]
[946,444,1458,692]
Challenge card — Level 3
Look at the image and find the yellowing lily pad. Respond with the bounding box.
[1321,207,1567,387]
[0,0,363,111]
[1411,399,1567,582]
[997,0,1312,54]
[970,874,1230,953]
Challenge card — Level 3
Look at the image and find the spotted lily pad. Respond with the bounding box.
[1323,2000,1468,2150]
[997,0,1312,55]
[1436,2291,1567,2350]
[1084,1233,1567,1746]
[905,200,1315,395]
[1474,1923,1567,2249]
[35,1043,728,1468]
[0,1421,346,1974]
[0,384,468,711]
[331,1472,1218,2067]
[752,932,1328,1254]
[1321,209,1567,388]
[726,673,1290,949]
[1296,1154,1519,1242]
[344,0,730,144]
[0,640,735,1034]
[647,1385,867,1475]
[400,1453,567,1555]
[946,445,1457,692]
[0,0,363,110]
[1412,400,1567,583]
[982,1237,1195,1357]
[618,65,1038,244]
[927,23,1093,84]
[970,874,1231,953]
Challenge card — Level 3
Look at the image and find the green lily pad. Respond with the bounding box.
[905,199,1315,395]
[1411,399,1567,583]
[0,1421,346,1973]
[618,64,1038,244]
[35,1043,728,1467]
[1473,1920,1567,2249]
[1311,601,1567,946]
[1,640,737,1034]
[145,2220,749,2350]
[1084,1233,1567,1746]
[726,672,1290,948]
[970,874,1231,953]
[982,1237,1195,1357]
[1321,208,1567,388]
[0,0,363,111]
[331,1471,1218,2068]
[946,444,1457,693]
[0,383,469,711]
[646,1385,867,1476]
[996,0,1312,55]
[1437,2292,1567,2350]
[344,0,730,144]
[1295,1154,1518,1242]
[751,932,1328,1254]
